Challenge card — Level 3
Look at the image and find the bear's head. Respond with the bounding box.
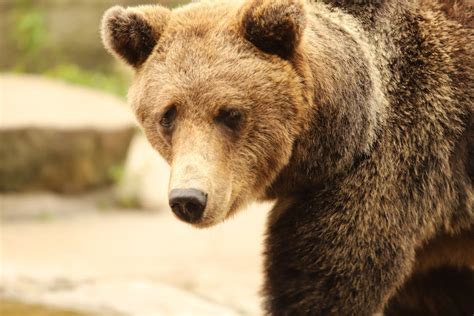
[101,0,312,227]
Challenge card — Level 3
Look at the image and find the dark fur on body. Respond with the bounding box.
[265,0,473,314]
[101,0,473,314]
[384,265,474,315]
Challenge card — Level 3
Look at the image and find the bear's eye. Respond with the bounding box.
[215,108,243,131]
[160,105,177,131]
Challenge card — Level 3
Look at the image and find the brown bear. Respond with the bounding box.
[101,0,473,314]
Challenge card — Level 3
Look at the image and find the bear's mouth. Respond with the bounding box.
[188,191,241,228]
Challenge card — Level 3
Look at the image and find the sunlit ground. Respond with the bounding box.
[1,299,93,316]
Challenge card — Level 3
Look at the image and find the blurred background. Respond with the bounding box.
[0,1,271,315]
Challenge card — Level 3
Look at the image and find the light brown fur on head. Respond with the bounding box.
[102,0,310,227]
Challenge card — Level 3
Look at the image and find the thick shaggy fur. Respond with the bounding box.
[101,0,473,314]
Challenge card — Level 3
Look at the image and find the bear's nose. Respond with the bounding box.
[169,188,207,223]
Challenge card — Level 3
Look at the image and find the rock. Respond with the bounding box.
[0,190,115,221]
[0,74,136,193]
[116,133,171,211]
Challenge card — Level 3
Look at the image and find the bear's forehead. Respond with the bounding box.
[166,0,243,35]
[140,56,257,105]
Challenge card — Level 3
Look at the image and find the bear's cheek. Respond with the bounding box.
[246,123,295,190]
[137,118,173,163]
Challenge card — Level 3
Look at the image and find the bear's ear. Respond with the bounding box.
[241,0,307,59]
[101,5,170,68]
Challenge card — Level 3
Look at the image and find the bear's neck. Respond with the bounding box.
[266,2,390,198]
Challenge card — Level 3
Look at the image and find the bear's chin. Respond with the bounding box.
[189,215,228,229]
[192,220,222,229]
[192,200,244,229]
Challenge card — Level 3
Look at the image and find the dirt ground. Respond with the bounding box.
[0,299,95,316]
[0,193,272,316]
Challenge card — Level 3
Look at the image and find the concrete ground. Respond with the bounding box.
[0,193,273,316]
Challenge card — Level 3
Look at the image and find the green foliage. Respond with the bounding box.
[13,9,47,54]
[107,164,125,184]
[37,211,54,221]
[7,0,130,97]
[45,64,129,97]
[115,195,140,209]
[9,3,50,71]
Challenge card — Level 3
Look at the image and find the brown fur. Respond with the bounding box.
[242,0,307,59]
[101,5,170,67]
[101,0,473,314]
[385,266,474,315]
[423,0,474,28]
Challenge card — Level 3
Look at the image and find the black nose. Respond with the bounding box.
[169,188,207,223]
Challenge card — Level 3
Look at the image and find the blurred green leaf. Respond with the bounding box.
[44,63,129,97]
[6,1,130,97]
[10,6,49,71]
[107,164,125,184]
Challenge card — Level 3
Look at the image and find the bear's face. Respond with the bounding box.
[102,0,309,227]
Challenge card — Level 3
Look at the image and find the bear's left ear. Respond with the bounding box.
[241,0,307,59]
[101,5,170,68]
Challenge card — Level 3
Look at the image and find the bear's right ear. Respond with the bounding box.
[101,5,170,68]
